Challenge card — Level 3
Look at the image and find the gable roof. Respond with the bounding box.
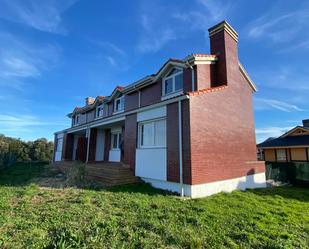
[280,126,309,138]
[258,134,309,148]
[68,54,257,117]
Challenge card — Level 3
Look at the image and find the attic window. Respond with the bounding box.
[162,68,183,96]
[96,105,104,118]
[114,96,124,113]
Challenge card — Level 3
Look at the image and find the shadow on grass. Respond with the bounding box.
[0,162,170,197]
[247,186,309,202]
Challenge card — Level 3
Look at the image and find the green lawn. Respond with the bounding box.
[0,164,308,248]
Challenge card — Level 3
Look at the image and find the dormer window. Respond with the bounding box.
[73,114,80,126]
[96,104,104,118]
[162,68,183,96]
[114,96,124,113]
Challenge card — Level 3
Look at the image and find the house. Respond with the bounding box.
[53,21,266,198]
[258,120,309,162]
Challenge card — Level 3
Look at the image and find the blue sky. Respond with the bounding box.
[0,0,309,143]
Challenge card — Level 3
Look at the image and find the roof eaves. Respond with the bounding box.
[239,63,257,92]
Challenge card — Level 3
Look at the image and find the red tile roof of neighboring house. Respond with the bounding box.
[188,85,228,96]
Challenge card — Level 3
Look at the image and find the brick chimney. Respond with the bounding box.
[208,20,239,87]
[85,97,95,105]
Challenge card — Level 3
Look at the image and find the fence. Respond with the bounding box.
[266,162,309,187]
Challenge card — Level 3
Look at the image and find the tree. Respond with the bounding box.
[0,134,54,166]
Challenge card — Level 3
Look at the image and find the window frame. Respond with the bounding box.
[73,114,80,126]
[113,96,125,114]
[96,104,105,119]
[111,132,122,150]
[162,67,184,97]
[138,118,166,149]
[276,149,287,162]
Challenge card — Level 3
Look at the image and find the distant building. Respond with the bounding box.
[258,119,309,162]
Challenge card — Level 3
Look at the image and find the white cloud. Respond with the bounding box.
[248,9,309,44]
[105,56,117,67]
[0,32,61,89]
[136,0,232,53]
[0,114,67,139]
[254,97,305,112]
[197,0,232,22]
[136,13,177,53]
[0,0,77,34]
[256,126,294,143]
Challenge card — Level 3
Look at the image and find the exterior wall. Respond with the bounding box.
[88,128,97,162]
[125,92,139,111]
[63,133,74,160]
[264,149,276,162]
[140,80,162,107]
[166,102,180,182]
[123,114,137,172]
[291,148,307,161]
[143,172,266,198]
[135,106,167,180]
[183,67,193,93]
[195,64,214,90]
[166,100,192,184]
[104,129,111,161]
[189,86,265,185]
[95,129,105,161]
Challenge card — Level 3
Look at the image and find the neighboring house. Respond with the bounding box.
[53,21,266,198]
[258,120,309,162]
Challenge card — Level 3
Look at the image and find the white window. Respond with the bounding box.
[73,114,80,126]
[114,96,124,113]
[96,105,104,118]
[162,68,183,96]
[138,118,166,148]
[276,149,287,161]
[111,132,122,150]
[56,138,63,152]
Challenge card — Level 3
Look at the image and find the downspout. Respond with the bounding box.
[178,99,184,197]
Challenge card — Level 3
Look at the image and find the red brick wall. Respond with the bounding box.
[123,114,137,172]
[195,64,216,90]
[88,128,97,162]
[166,101,192,184]
[186,26,265,185]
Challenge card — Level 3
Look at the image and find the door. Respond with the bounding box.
[109,131,122,162]
[76,137,87,162]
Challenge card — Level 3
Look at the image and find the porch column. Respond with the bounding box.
[86,128,91,163]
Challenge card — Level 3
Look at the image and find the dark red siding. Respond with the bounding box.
[140,80,162,107]
[123,114,137,172]
[88,128,97,162]
[125,91,139,111]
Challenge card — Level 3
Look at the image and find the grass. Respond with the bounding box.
[0,163,308,248]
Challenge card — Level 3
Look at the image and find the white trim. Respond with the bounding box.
[113,96,125,114]
[142,172,266,198]
[161,90,183,101]
[162,67,184,97]
[239,63,257,92]
[55,95,189,135]
[178,100,184,197]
